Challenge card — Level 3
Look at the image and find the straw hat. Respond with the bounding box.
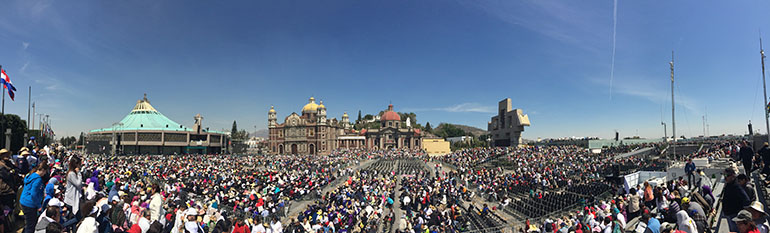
[747,201,768,216]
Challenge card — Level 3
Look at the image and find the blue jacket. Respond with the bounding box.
[20,173,45,209]
[685,162,696,174]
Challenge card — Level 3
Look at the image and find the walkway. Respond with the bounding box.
[283,159,376,222]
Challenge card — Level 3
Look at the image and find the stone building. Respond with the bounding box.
[268,98,423,155]
[268,97,348,155]
[488,98,530,147]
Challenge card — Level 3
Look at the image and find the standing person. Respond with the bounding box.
[64,158,82,216]
[724,167,752,232]
[20,160,50,233]
[0,148,20,233]
[148,183,163,223]
[685,159,695,190]
[0,149,20,207]
[643,182,654,210]
[740,141,755,175]
[761,143,770,183]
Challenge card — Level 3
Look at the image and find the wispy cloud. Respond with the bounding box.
[457,0,607,54]
[20,62,30,72]
[22,42,29,50]
[405,103,496,113]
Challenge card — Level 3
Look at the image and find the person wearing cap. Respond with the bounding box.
[183,208,204,233]
[745,201,770,233]
[680,197,706,233]
[724,167,752,232]
[735,210,762,233]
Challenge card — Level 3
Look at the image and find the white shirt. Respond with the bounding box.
[252,224,266,233]
[271,221,283,233]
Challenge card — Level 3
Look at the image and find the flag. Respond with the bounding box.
[0,69,16,101]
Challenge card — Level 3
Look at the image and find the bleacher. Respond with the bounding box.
[503,182,612,222]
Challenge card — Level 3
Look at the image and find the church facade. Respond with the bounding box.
[267,97,422,155]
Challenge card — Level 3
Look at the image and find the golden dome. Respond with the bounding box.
[269,106,276,113]
[318,101,325,109]
[343,112,348,117]
[302,97,319,113]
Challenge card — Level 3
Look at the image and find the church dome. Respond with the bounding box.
[269,106,276,113]
[318,101,325,109]
[381,104,401,121]
[302,97,319,113]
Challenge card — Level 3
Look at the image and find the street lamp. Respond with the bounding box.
[111,122,124,155]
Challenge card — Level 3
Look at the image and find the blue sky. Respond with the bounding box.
[0,0,768,140]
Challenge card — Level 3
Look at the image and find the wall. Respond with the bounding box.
[422,138,450,156]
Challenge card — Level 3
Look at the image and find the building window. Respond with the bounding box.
[388,122,393,127]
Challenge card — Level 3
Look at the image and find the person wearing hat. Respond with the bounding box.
[746,201,770,233]
[16,150,31,175]
[0,148,20,210]
[183,208,204,233]
[735,210,762,233]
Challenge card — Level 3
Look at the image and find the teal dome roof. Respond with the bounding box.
[90,95,190,132]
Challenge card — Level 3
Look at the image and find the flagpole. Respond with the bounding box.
[1,65,4,116]
[761,38,769,145]
[27,86,30,130]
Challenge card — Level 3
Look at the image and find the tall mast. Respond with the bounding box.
[670,51,676,159]
[761,38,769,144]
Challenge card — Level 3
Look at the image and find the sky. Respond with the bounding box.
[0,0,769,140]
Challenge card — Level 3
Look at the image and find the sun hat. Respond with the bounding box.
[747,201,767,216]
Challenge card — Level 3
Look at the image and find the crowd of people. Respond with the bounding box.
[0,145,378,233]
[0,137,763,233]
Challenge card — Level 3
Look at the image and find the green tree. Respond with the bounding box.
[425,122,432,133]
[0,114,28,152]
[60,136,77,147]
[231,121,238,137]
[357,110,362,123]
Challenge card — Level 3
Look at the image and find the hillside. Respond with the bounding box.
[434,123,488,137]
[253,129,269,138]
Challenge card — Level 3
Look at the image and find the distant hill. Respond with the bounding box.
[253,129,269,138]
[434,123,488,137]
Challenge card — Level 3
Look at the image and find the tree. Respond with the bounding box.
[0,114,28,152]
[231,121,238,136]
[425,122,432,133]
[357,110,362,123]
[60,136,77,147]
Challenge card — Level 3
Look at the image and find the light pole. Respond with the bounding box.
[661,122,667,140]
[111,122,123,155]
